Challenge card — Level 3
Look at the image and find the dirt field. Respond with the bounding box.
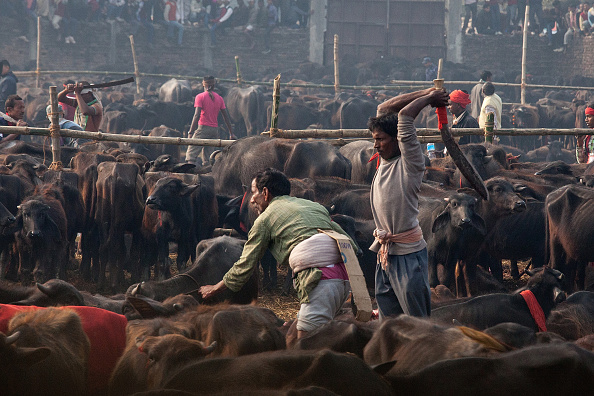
[68,254,530,323]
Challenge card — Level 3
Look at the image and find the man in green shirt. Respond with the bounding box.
[200,168,355,339]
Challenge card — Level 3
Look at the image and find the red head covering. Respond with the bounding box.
[585,107,594,116]
[450,90,471,107]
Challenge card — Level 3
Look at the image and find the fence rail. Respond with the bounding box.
[2,126,591,149]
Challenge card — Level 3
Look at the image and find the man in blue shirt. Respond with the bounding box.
[422,57,438,82]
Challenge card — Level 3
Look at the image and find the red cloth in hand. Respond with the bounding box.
[436,107,448,130]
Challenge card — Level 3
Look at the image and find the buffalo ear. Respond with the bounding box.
[180,184,199,196]
[17,346,52,367]
[171,163,196,173]
[457,187,481,200]
[471,214,487,236]
[432,210,450,233]
[144,161,153,173]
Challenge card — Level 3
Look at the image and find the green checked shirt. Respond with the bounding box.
[222,195,355,303]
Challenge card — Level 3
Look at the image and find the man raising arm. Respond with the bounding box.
[369,89,449,320]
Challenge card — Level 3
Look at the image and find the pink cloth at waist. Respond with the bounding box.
[320,261,349,280]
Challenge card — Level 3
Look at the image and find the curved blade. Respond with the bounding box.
[440,126,489,201]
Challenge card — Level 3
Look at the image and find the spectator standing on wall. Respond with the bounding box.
[507,0,518,33]
[0,60,17,114]
[486,0,502,34]
[563,3,579,50]
[243,0,258,49]
[262,0,277,54]
[476,3,495,35]
[463,0,478,34]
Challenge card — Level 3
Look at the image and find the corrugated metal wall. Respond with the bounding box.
[324,0,445,65]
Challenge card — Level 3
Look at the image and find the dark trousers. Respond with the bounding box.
[464,2,477,30]
[375,247,431,319]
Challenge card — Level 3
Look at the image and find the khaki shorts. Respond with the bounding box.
[297,279,350,332]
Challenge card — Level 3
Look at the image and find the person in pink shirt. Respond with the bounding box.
[185,75,235,166]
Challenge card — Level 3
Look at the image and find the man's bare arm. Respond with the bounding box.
[399,90,449,120]
[221,109,236,139]
[376,88,436,116]
[187,106,201,137]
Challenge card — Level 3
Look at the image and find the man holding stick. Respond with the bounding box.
[57,81,103,132]
[369,88,449,319]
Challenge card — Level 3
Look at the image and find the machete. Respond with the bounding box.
[81,77,135,89]
[433,69,489,200]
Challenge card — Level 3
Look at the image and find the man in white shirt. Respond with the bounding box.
[478,82,502,130]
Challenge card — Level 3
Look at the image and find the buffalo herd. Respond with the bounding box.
[1,77,594,395]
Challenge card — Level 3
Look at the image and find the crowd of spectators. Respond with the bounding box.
[0,0,311,49]
[463,1,594,53]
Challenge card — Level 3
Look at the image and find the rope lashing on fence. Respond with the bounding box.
[48,119,63,171]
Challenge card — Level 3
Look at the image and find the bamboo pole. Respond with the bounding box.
[484,112,494,143]
[270,74,281,135]
[261,127,594,138]
[48,86,62,170]
[129,35,141,96]
[12,69,594,92]
[436,58,443,80]
[521,5,530,104]
[333,34,340,95]
[0,126,236,146]
[235,56,242,87]
[36,17,41,89]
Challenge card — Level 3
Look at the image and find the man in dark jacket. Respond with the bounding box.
[0,60,17,113]
[449,89,481,144]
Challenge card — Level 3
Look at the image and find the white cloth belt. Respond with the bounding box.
[289,233,342,274]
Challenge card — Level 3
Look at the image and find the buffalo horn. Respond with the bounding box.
[5,331,20,344]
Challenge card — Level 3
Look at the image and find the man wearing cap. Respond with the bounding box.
[422,57,438,82]
[0,94,26,142]
[185,76,235,167]
[449,89,480,145]
[57,81,103,132]
[45,104,84,147]
[576,103,594,163]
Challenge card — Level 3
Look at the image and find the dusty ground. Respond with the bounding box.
[68,253,530,323]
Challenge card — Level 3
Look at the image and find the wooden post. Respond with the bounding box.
[235,56,242,87]
[436,58,443,80]
[48,86,62,170]
[333,34,340,95]
[521,5,530,105]
[484,112,494,143]
[129,35,141,96]
[270,74,281,136]
[36,17,41,89]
